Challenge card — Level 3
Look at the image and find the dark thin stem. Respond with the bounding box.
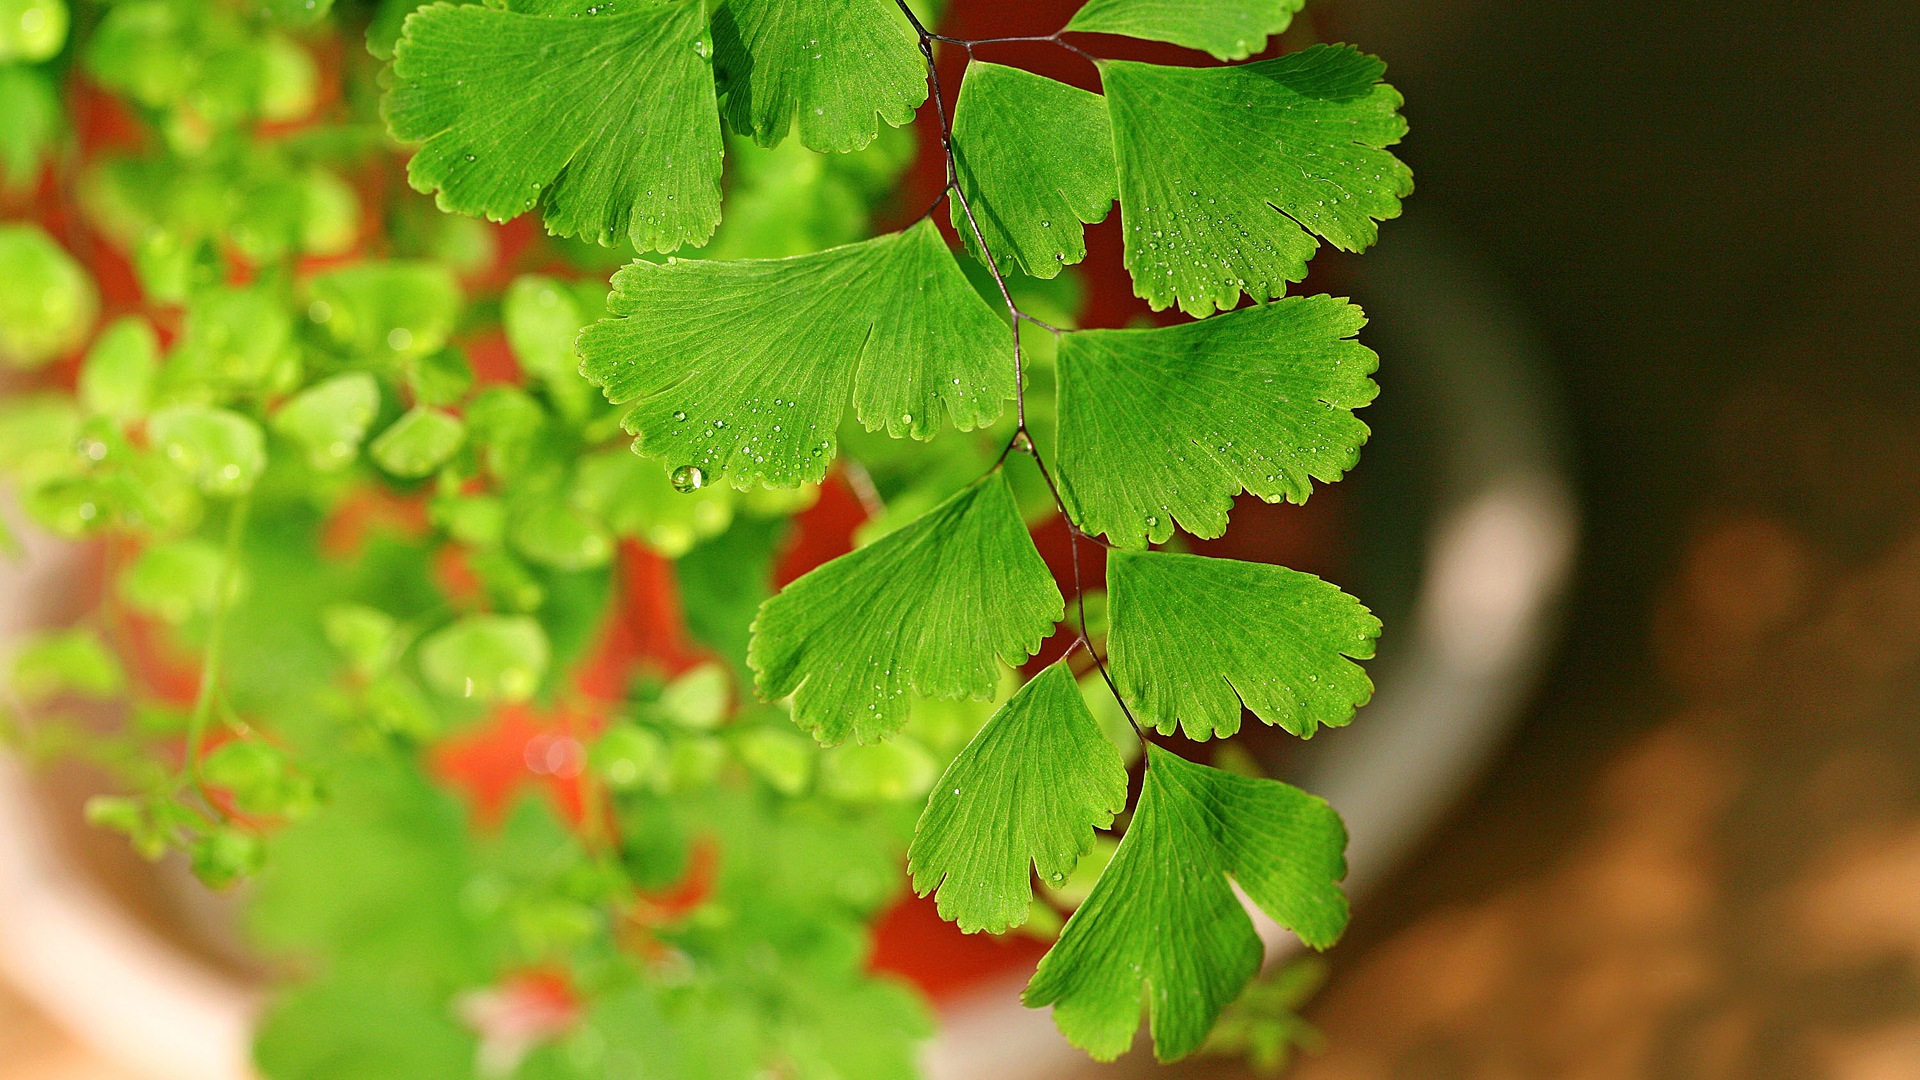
[927,30,1101,67]
[895,1,1145,750]
[1037,449,1145,737]
[1016,310,1068,335]
[914,186,952,224]
[901,8,1029,431]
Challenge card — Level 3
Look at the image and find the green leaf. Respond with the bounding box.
[405,347,472,408]
[1103,44,1411,315]
[820,737,938,803]
[950,62,1116,280]
[521,983,760,1080]
[1107,550,1377,739]
[1057,295,1377,547]
[429,493,505,547]
[571,448,734,557]
[189,827,266,888]
[0,393,78,482]
[749,471,1060,746]
[0,223,97,369]
[578,217,1011,489]
[384,0,723,252]
[676,514,781,669]
[321,603,398,676]
[271,373,382,473]
[78,317,160,420]
[368,406,465,480]
[255,971,478,1080]
[83,2,309,138]
[21,476,114,538]
[120,539,229,624]
[1024,746,1348,1062]
[660,663,729,729]
[1199,957,1327,1074]
[306,262,462,362]
[0,0,67,63]
[0,65,61,191]
[730,724,813,795]
[501,273,586,383]
[85,795,167,859]
[202,739,317,818]
[710,0,926,153]
[257,0,334,28]
[258,32,318,122]
[248,756,491,978]
[508,497,614,571]
[8,628,125,702]
[417,613,549,702]
[1065,0,1302,61]
[464,386,552,482]
[149,404,268,496]
[298,169,361,257]
[907,661,1128,934]
[165,286,298,398]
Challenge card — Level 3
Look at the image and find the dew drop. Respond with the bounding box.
[670,465,707,493]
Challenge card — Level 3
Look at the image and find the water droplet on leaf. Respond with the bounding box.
[670,465,706,493]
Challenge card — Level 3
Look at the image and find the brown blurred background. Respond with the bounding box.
[6,0,1919,1076]
[1209,0,1920,1075]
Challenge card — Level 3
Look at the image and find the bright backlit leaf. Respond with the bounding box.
[820,737,940,803]
[950,63,1116,279]
[8,628,124,703]
[120,539,228,624]
[271,372,381,472]
[322,604,398,677]
[307,262,461,362]
[165,285,299,399]
[259,0,334,28]
[508,497,614,571]
[501,274,586,383]
[0,65,60,191]
[418,613,549,702]
[907,661,1128,934]
[1024,746,1348,1062]
[1066,0,1302,61]
[403,346,470,408]
[0,0,68,62]
[384,0,723,252]
[202,739,317,819]
[570,447,735,558]
[1057,295,1377,547]
[1108,550,1378,740]
[0,223,97,369]
[578,218,1011,489]
[149,404,268,496]
[711,0,926,153]
[369,406,465,480]
[79,317,160,420]
[1103,44,1411,315]
[749,472,1061,746]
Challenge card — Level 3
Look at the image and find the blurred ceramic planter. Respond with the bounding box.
[0,216,1576,1080]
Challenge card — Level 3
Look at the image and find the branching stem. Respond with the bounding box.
[893,1,1145,743]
